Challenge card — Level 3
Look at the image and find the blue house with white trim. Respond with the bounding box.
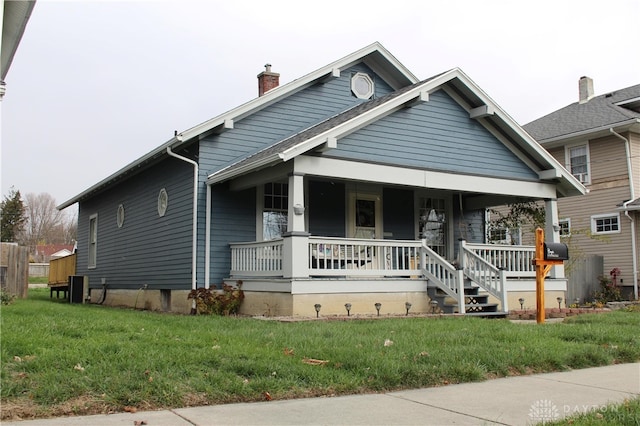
[58,43,585,316]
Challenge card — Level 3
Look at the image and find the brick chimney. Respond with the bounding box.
[579,76,594,104]
[258,64,280,96]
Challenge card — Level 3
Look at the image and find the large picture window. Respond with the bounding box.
[88,213,98,268]
[263,182,288,240]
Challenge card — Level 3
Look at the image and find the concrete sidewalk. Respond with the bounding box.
[4,363,639,425]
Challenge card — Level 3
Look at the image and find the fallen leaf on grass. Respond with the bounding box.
[263,391,272,401]
[73,363,85,372]
[384,339,394,347]
[283,347,295,356]
[124,406,137,413]
[13,356,22,362]
[302,357,329,366]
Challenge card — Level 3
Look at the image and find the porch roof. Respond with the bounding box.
[207,69,586,199]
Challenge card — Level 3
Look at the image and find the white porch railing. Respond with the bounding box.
[462,243,536,277]
[308,237,422,277]
[230,239,284,277]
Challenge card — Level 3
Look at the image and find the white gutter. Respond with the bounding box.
[166,147,199,294]
[610,128,638,300]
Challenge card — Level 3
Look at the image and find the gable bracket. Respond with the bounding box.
[316,136,338,152]
[404,90,430,108]
[320,67,341,84]
[538,169,562,180]
[469,105,495,119]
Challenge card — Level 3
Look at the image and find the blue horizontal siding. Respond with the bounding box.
[77,157,194,290]
[328,89,539,180]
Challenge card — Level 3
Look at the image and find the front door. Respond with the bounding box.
[348,191,382,239]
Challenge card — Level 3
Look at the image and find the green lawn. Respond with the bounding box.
[2,288,640,420]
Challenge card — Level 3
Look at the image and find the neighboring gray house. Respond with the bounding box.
[58,43,585,316]
[524,78,640,300]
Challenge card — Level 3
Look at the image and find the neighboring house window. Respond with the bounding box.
[559,218,571,237]
[566,144,590,184]
[591,213,620,234]
[488,226,521,245]
[88,213,98,268]
[263,182,288,240]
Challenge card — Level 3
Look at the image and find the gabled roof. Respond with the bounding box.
[208,68,586,198]
[58,42,418,209]
[524,83,640,145]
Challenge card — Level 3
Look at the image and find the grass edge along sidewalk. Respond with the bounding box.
[2,288,640,421]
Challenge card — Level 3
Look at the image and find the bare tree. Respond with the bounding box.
[18,192,73,253]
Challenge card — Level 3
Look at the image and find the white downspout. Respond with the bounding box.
[166,147,199,297]
[205,184,211,289]
[610,128,638,300]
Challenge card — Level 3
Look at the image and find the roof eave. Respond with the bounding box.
[537,119,640,148]
[57,136,180,210]
[1,0,36,80]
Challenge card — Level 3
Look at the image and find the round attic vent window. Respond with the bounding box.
[351,72,374,99]
[158,188,168,217]
[116,204,125,228]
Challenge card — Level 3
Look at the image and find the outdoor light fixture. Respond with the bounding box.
[314,303,321,318]
[405,302,412,316]
[519,298,525,310]
[430,300,438,314]
[345,303,352,316]
[557,297,563,309]
[374,302,382,316]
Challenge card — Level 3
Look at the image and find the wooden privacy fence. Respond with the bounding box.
[0,243,29,298]
[48,253,77,285]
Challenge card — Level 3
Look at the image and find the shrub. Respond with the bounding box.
[0,288,16,305]
[187,281,244,315]
[593,270,623,303]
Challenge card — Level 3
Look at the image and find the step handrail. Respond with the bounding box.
[420,240,465,314]
[459,241,508,312]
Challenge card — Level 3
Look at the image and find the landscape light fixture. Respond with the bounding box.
[345,303,352,316]
[518,298,525,310]
[430,300,438,314]
[374,302,382,316]
[557,297,563,309]
[405,302,412,316]
[314,303,321,318]
[574,298,580,307]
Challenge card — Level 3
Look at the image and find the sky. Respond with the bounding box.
[2,0,639,211]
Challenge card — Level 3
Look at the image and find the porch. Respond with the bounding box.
[227,236,559,317]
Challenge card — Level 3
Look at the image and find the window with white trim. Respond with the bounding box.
[88,213,98,268]
[591,213,620,234]
[566,144,590,184]
[559,218,571,237]
[263,182,288,240]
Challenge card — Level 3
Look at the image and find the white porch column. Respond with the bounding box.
[282,233,310,279]
[287,172,306,233]
[282,172,309,279]
[545,198,565,279]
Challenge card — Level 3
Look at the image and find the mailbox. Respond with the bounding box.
[544,242,569,261]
